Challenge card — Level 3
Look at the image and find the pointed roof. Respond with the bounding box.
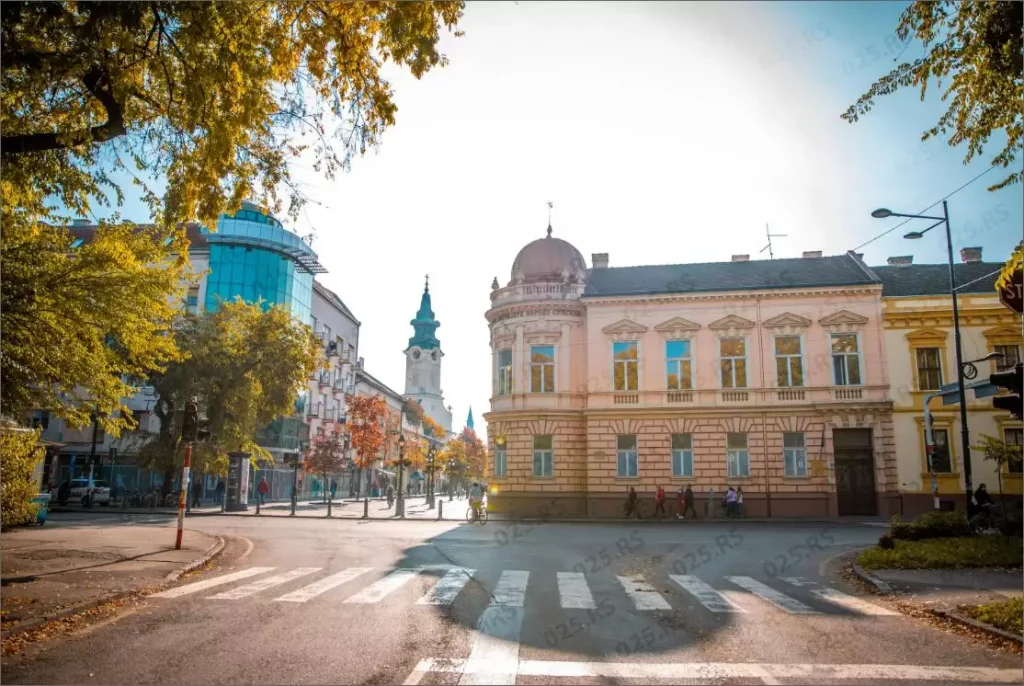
[466,407,475,431]
[408,275,441,350]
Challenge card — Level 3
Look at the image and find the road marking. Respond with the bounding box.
[210,567,321,600]
[669,575,746,613]
[779,576,817,587]
[557,572,597,609]
[344,567,423,604]
[151,567,275,598]
[725,576,820,614]
[417,567,475,606]
[459,571,529,686]
[617,574,671,611]
[408,658,1022,683]
[274,567,373,603]
[812,587,899,616]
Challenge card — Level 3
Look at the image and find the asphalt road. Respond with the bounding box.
[3,513,1020,685]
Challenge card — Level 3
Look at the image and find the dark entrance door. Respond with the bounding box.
[833,428,877,516]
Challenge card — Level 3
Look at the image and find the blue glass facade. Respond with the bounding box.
[201,203,321,324]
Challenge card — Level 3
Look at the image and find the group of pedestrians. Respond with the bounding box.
[624,484,745,519]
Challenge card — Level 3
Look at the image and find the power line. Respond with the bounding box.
[852,165,996,252]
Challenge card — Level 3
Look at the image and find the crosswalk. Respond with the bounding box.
[152,564,898,620]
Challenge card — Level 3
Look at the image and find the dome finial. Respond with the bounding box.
[546,200,554,238]
[424,273,429,292]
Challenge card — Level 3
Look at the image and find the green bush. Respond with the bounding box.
[877,533,895,550]
[961,597,1023,635]
[0,427,44,529]
[889,510,971,541]
[858,535,1023,570]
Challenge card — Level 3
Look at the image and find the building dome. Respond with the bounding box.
[510,227,586,283]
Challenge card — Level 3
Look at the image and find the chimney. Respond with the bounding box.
[357,356,364,369]
[887,255,913,267]
[72,218,91,227]
[960,246,982,263]
[853,252,864,260]
[592,253,609,269]
[802,251,822,259]
[731,254,750,262]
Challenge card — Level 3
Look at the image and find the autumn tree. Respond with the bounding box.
[348,393,387,501]
[0,222,192,435]
[422,414,445,440]
[135,299,320,494]
[304,429,346,515]
[842,1,1023,191]
[460,427,486,480]
[439,438,468,498]
[0,425,44,529]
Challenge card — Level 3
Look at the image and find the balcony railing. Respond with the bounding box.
[776,389,806,401]
[832,387,863,400]
[318,371,332,387]
[324,407,337,422]
[666,391,693,404]
[327,341,341,357]
[333,376,346,391]
[719,389,751,403]
[613,393,639,405]
[306,402,322,419]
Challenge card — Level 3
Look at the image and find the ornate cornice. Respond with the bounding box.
[709,314,755,330]
[654,317,700,341]
[763,312,812,329]
[581,285,882,307]
[601,319,648,342]
[819,309,869,332]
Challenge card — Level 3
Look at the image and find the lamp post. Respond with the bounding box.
[426,444,436,509]
[871,202,976,513]
[396,433,406,518]
[448,457,455,501]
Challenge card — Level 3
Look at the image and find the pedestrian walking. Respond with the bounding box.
[675,487,684,519]
[215,479,226,507]
[330,479,337,502]
[257,476,270,506]
[680,484,697,519]
[653,485,666,518]
[191,477,203,508]
[725,486,738,517]
[736,486,745,517]
[624,487,641,519]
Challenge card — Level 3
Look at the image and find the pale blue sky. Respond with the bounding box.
[74,2,1022,440]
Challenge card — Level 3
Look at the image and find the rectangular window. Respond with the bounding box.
[727,433,749,477]
[915,347,943,391]
[831,334,861,385]
[530,346,555,393]
[930,429,952,473]
[671,434,693,477]
[783,432,807,477]
[995,345,1021,371]
[494,447,507,477]
[613,341,639,391]
[497,350,513,395]
[666,340,692,390]
[185,286,200,314]
[775,336,804,387]
[1004,428,1023,474]
[617,435,638,477]
[720,338,747,388]
[532,435,553,477]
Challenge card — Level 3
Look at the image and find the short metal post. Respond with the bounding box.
[362,498,369,519]
[437,499,443,521]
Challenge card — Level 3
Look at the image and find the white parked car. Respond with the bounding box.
[51,479,111,506]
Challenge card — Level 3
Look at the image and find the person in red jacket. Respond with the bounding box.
[654,485,666,518]
[257,476,270,506]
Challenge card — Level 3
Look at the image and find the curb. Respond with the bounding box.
[930,608,1024,645]
[850,561,893,594]
[1,534,228,641]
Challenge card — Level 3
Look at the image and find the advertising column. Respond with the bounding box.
[226,452,251,512]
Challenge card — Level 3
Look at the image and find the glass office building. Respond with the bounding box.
[202,202,325,324]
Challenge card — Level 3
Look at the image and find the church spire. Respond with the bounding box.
[408,274,441,350]
[466,406,475,431]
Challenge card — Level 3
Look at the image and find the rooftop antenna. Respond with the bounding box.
[760,223,787,260]
[546,201,553,237]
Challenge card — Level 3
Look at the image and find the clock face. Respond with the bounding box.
[412,349,421,360]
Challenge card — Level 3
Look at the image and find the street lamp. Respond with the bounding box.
[426,444,436,509]
[872,200,977,513]
[962,352,1004,380]
[396,433,406,518]
[448,457,455,501]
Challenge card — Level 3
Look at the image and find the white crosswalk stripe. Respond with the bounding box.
[151,567,275,598]
[557,572,597,609]
[344,567,424,604]
[779,577,898,615]
[617,574,671,611]
[492,570,529,607]
[670,575,746,613]
[210,567,321,600]
[461,571,530,686]
[417,568,475,606]
[725,575,821,615]
[275,567,373,603]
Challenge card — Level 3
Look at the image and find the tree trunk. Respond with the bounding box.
[160,465,176,500]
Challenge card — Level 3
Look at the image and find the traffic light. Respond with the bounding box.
[181,401,199,442]
[196,419,211,443]
[990,363,1023,420]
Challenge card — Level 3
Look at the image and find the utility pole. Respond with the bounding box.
[85,407,99,508]
[175,400,198,550]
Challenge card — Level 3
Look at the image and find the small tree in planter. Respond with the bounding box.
[303,430,346,517]
[973,434,1024,509]
[348,394,387,502]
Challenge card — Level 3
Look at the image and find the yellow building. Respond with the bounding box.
[875,249,1023,516]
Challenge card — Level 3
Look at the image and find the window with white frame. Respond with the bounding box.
[613,341,639,391]
[915,347,943,391]
[530,346,555,393]
[831,333,861,385]
[185,286,200,314]
[1004,428,1022,474]
[617,435,638,477]
[775,336,803,387]
[533,435,553,476]
[727,433,749,477]
[494,446,507,477]
[666,340,692,390]
[929,429,952,473]
[995,345,1021,371]
[671,434,693,477]
[497,350,513,395]
[783,432,807,477]
[720,338,747,388]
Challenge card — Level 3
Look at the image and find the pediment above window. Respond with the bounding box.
[602,319,648,342]
[905,327,948,345]
[763,312,812,329]
[818,309,869,331]
[708,314,755,330]
[982,325,1023,345]
[654,317,700,340]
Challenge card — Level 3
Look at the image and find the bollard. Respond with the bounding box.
[437,499,443,521]
[256,497,261,515]
[362,498,369,519]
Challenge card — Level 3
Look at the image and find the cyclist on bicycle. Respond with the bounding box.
[469,482,484,520]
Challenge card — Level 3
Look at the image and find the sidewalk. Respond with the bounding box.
[870,568,1022,609]
[1,524,223,638]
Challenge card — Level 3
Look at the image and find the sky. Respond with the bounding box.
[92,1,1022,443]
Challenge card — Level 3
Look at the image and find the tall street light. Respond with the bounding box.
[871,202,976,513]
[426,443,436,509]
[396,433,406,518]
[448,457,456,501]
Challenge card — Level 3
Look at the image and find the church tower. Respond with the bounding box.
[404,276,452,434]
[466,407,475,432]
